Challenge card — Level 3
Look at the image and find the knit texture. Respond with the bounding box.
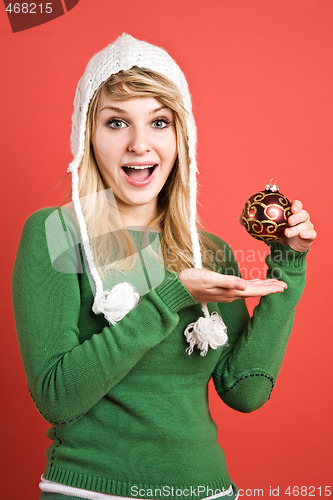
[12,207,308,499]
[70,34,196,163]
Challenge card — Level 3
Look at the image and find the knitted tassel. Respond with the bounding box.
[93,282,140,325]
[184,305,228,357]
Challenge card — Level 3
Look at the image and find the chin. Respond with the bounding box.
[120,191,158,208]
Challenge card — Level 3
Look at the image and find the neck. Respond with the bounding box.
[117,202,160,231]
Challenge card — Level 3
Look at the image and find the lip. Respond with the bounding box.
[121,164,158,187]
[122,162,157,167]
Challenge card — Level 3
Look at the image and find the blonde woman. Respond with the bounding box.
[12,34,316,500]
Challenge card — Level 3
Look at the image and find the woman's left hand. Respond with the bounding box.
[277,200,317,252]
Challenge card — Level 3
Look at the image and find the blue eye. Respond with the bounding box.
[153,119,170,129]
[107,120,126,129]
[106,118,171,129]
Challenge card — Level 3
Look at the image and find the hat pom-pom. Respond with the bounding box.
[97,282,140,325]
[184,312,228,356]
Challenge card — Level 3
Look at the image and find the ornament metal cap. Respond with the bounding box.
[265,178,280,192]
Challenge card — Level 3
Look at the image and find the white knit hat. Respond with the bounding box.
[68,33,227,356]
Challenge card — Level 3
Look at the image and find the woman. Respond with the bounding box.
[12,34,316,500]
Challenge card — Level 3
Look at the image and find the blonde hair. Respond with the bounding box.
[75,66,223,275]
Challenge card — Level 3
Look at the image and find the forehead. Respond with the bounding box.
[97,91,170,114]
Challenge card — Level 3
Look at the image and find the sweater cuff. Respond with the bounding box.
[265,241,309,268]
[154,273,197,313]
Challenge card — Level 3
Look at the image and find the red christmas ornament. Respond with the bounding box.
[241,179,292,242]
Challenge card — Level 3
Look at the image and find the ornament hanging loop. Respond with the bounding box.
[265,178,279,192]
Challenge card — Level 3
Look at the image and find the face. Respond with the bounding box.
[91,91,177,226]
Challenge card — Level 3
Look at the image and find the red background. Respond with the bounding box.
[1,0,332,498]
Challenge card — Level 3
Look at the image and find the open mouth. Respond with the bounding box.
[122,164,157,182]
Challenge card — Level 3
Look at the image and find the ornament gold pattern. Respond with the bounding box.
[241,179,292,241]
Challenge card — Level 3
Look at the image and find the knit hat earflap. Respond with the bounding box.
[68,33,228,356]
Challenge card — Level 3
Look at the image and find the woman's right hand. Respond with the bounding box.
[178,268,287,303]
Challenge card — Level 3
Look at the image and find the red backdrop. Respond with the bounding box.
[1,0,332,498]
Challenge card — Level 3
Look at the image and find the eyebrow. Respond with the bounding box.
[99,105,168,114]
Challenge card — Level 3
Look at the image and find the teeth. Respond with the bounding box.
[124,165,155,170]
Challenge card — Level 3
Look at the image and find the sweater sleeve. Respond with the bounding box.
[211,237,308,413]
[11,208,196,428]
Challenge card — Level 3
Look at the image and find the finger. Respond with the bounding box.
[205,272,247,291]
[205,280,288,302]
[246,279,286,284]
[299,228,317,241]
[285,220,313,238]
[240,282,287,297]
[179,269,248,295]
[245,279,287,289]
[213,280,287,296]
[288,209,310,227]
[290,200,303,215]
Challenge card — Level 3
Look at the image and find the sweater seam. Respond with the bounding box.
[50,428,63,467]
[221,370,275,399]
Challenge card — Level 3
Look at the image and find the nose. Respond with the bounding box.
[127,127,151,154]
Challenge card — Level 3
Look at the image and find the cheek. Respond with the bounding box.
[93,129,122,165]
[162,132,177,163]
[95,139,114,162]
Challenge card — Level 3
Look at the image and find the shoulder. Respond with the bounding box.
[18,207,59,249]
[22,206,57,227]
[17,205,82,273]
[21,205,78,239]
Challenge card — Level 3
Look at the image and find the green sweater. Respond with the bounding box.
[12,207,308,499]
